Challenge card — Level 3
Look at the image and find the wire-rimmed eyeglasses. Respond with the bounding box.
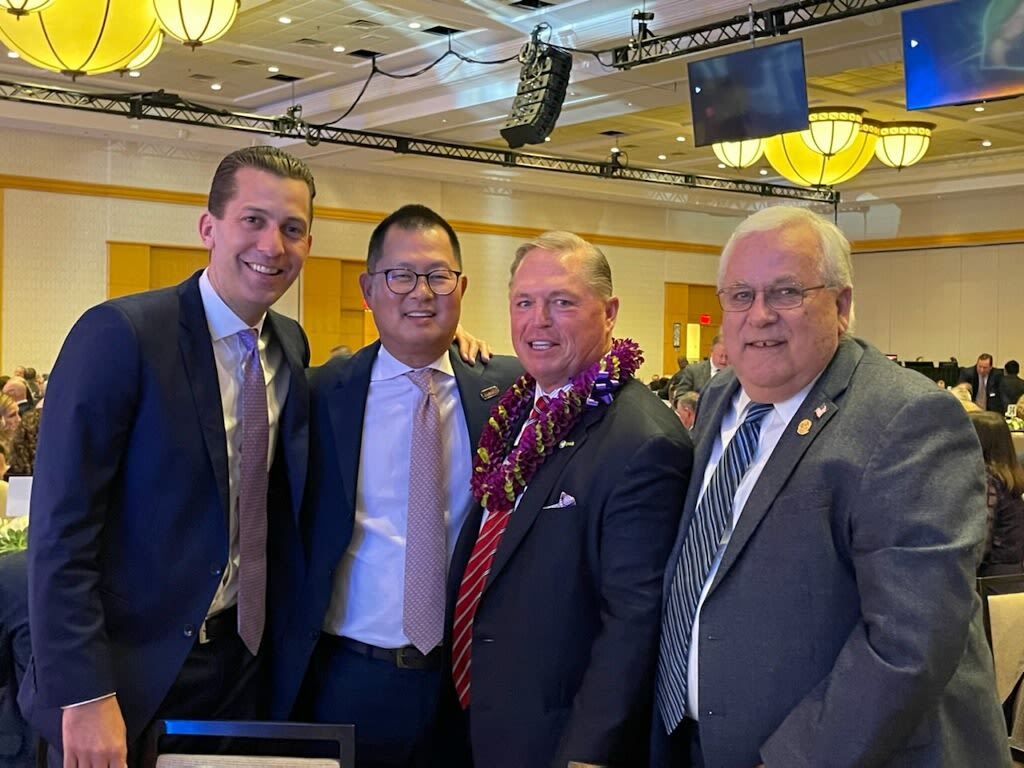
[717,284,829,312]
[368,268,462,296]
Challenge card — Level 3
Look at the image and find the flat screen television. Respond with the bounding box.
[687,39,809,147]
[902,0,1024,110]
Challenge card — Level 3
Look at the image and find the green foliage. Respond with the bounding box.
[0,516,28,554]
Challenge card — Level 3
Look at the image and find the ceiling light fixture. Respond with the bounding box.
[210,81,221,90]
[711,138,765,169]
[657,153,667,160]
[765,118,880,186]
[267,65,279,73]
[874,121,934,169]
[0,0,55,16]
[974,105,985,112]
[801,107,864,156]
[152,0,238,48]
[332,44,345,53]
[982,139,993,147]
[675,135,686,142]
[0,0,161,78]
[408,22,421,29]
[278,16,291,24]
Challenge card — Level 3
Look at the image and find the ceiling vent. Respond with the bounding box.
[293,37,326,47]
[346,19,382,29]
[424,25,463,37]
[347,48,382,59]
[232,59,259,67]
[509,0,553,8]
[267,73,301,82]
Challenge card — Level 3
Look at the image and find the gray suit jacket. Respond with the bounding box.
[675,359,713,394]
[655,337,1009,767]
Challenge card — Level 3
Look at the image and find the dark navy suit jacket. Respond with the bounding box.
[273,341,521,719]
[18,271,309,748]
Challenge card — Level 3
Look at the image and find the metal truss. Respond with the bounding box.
[0,79,838,205]
[611,0,924,69]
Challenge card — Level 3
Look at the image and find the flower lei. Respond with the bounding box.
[472,338,643,514]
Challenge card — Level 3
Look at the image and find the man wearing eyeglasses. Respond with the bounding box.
[652,206,1009,767]
[284,204,520,768]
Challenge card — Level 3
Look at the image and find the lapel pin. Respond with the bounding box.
[559,440,575,449]
[814,404,828,418]
[480,385,500,400]
[797,419,812,435]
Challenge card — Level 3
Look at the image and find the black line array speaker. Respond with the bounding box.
[500,46,573,149]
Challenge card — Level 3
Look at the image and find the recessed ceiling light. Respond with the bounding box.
[717,162,726,169]
[676,135,686,142]
[6,51,19,59]
[128,70,141,78]
[268,65,280,73]
[657,154,667,160]
[210,83,222,91]
[759,168,768,176]
[626,101,633,107]
[610,146,621,154]
[408,22,421,29]
[278,16,291,24]
[544,136,551,142]
[332,45,346,53]
[982,139,992,147]
[441,118,447,123]
[974,105,985,112]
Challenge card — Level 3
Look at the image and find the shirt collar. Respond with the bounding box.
[372,344,454,382]
[199,269,266,341]
[732,373,820,424]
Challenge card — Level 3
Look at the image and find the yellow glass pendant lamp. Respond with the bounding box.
[765,118,881,186]
[712,138,765,169]
[875,121,935,169]
[0,0,161,78]
[152,0,238,48]
[800,107,864,156]
[1,0,55,17]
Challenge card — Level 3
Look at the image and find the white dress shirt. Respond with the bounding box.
[324,346,472,648]
[686,379,816,718]
[200,270,287,618]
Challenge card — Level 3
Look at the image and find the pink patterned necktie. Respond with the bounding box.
[237,328,268,656]
[404,368,447,654]
[452,394,550,708]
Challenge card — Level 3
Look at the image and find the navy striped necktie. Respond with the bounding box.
[656,401,773,732]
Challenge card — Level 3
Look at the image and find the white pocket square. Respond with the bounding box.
[543,491,577,510]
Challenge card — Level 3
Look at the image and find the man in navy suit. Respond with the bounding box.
[285,205,521,768]
[959,353,1005,413]
[18,146,316,768]
[448,232,692,767]
[653,206,1008,767]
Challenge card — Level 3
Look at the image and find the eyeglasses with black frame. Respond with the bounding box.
[368,268,462,296]
[717,284,829,312]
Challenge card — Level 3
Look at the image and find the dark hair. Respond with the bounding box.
[208,146,316,222]
[978,353,994,365]
[366,204,461,271]
[969,411,1024,496]
[1007,360,1020,375]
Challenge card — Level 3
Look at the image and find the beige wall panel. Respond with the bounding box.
[956,246,1001,363]
[849,251,893,354]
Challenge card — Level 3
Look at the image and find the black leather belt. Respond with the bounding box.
[325,634,442,670]
[199,605,238,644]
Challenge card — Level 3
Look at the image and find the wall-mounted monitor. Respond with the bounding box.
[902,0,1024,110]
[687,39,809,147]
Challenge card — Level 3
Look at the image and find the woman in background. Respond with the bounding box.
[970,410,1024,575]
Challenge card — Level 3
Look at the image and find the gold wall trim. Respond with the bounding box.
[853,229,1024,252]
[4,172,1021,256]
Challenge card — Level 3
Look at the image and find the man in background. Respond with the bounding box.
[673,390,699,431]
[675,334,728,394]
[19,146,316,768]
[654,206,1008,767]
[959,352,1004,413]
[286,204,520,768]
[1002,359,1024,412]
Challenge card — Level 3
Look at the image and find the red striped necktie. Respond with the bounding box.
[451,394,549,707]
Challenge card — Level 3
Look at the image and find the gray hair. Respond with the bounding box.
[509,231,612,300]
[719,206,855,331]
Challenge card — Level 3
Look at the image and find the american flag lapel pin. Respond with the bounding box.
[815,404,828,418]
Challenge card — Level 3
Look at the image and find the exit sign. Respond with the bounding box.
[699,314,712,325]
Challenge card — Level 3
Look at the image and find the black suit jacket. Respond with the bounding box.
[274,341,522,718]
[19,271,310,747]
[451,379,693,768]
[958,366,1005,413]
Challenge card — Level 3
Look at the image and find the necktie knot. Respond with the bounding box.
[529,394,551,422]
[407,368,436,396]
[238,327,259,355]
[743,401,773,426]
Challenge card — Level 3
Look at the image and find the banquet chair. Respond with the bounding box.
[142,720,354,768]
[977,573,1024,760]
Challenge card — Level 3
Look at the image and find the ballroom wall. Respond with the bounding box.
[1,127,1022,379]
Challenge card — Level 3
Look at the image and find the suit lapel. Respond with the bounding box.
[484,404,600,590]
[328,342,377,514]
[709,339,861,591]
[264,311,309,523]
[449,347,506,449]
[177,274,230,521]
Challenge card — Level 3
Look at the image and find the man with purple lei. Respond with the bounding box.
[446,231,694,768]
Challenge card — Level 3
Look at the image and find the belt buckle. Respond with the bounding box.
[395,645,417,669]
